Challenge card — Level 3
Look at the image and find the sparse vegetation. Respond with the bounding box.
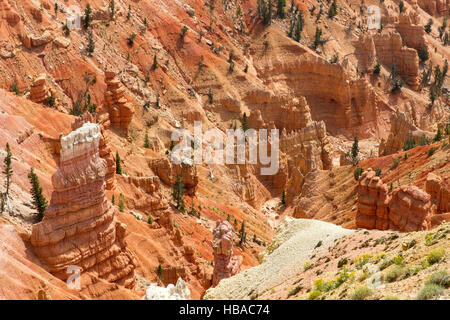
[28,168,48,222]
[426,248,445,265]
[350,285,372,300]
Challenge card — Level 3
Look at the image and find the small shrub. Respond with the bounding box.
[427,147,437,157]
[338,257,348,269]
[147,214,153,225]
[425,270,450,288]
[303,261,312,271]
[350,286,372,300]
[354,167,363,181]
[416,283,444,300]
[308,290,322,300]
[393,255,404,266]
[127,33,136,47]
[375,166,382,176]
[384,265,404,282]
[426,248,445,265]
[287,285,302,298]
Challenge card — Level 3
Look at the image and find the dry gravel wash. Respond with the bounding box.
[204,217,353,299]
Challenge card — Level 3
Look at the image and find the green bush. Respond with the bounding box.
[416,283,444,300]
[308,290,322,300]
[427,147,437,157]
[287,285,302,298]
[425,270,450,288]
[354,167,363,181]
[384,265,404,282]
[426,248,445,265]
[350,286,372,300]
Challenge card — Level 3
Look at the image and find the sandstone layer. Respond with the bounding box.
[30,123,137,294]
[104,71,134,133]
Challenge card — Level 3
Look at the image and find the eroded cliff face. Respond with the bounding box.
[426,173,450,214]
[356,169,433,232]
[30,123,137,296]
[372,31,420,90]
[417,0,449,16]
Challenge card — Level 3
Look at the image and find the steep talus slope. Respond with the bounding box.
[204,217,353,299]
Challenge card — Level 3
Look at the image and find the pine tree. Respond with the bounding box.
[434,127,443,142]
[351,136,359,164]
[172,174,186,212]
[277,0,286,18]
[239,221,246,246]
[111,194,115,205]
[373,61,381,75]
[3,143,13,197]
[417,43,429,62]
[424,19,433,34]
[313,27,322,49]
[83,4,92,29]
[0,192,4,214]
[294,12,302,42]
[28,168,48,222]
[115,151,122,175]
[147,213,153,224]
[152,54,158,70]
[109,0,115,21]
[328,0,338,18]
[281,189,286,205]
[87,29,95,55]
[399,1,404,13]
[143,130,150,148]
[118,193,125,212]
[242,112,248,132]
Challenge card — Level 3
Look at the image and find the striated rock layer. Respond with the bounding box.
[31,123,137,293]
[104,71,134,133]
[356,169,433,231]
[29,74,50,105]
[212,221,242,287]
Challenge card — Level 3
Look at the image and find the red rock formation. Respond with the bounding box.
[30,123,137,294]
[0,0,20,26]
[149,157,198,195]
[71,113,116,190]
[116,175,169,213]
[104,71,134,133]
[417,0,449,16]
[390,185,432,231]
[356,169,391,230]
[352,35,377,73]
[395,11,426,51]
[426,173,450,214]
[29,74,50,105]
[378,111,433,155]
[356,169,433,231]
[212,221,242,287]
[372,31,420,90]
